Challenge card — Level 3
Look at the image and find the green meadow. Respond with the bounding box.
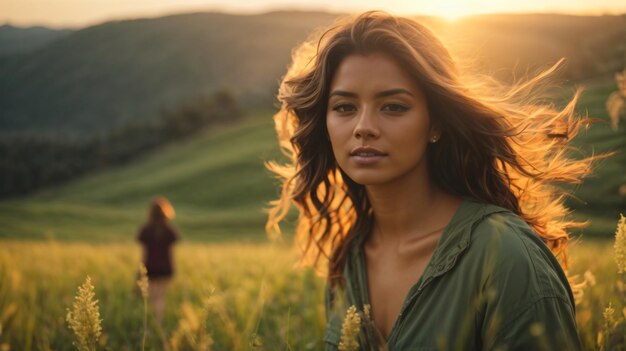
[0,241,327,350]
[0,235,623,350]
[0,111,283,243]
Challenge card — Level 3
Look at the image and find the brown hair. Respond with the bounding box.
[148,196,176,225]
[266,11,594,286]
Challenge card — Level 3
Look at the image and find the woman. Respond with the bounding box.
[267,12,592,350]
[137,196,179,324]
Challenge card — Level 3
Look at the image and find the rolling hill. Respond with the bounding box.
[0,78,623,242]
[0,12,624,134]
[0,11,338,133]
[0,110,284,242]
[0,24,73,56]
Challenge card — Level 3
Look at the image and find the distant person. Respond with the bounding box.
[137,196,179,324]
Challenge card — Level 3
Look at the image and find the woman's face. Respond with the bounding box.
[326,53,437,186]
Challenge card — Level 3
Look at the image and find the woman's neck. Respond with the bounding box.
[365,175,460,245]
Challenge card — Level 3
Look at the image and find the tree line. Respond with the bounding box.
[0,90,241,198]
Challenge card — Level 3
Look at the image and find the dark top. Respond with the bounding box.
[324,198,582,350]
[137,222,178,278]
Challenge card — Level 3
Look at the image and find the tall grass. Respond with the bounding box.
[66,277,102,351]
[569,215,626,349]
[0,241,325,350]
[1,221,625,350]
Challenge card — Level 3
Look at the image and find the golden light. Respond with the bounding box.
[415,1,483,22]
[438,5,472,21]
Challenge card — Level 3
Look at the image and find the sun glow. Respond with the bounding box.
[437,4,474,21]
[417,1,479,22]
[2,0,626,28]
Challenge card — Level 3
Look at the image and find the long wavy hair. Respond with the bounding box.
[266,11,594,286]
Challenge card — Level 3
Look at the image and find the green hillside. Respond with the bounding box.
[0,12,338,133]
[0,75,623,243]
[566,77,625,233]
[0,24,73,56]
[0,111,285,242]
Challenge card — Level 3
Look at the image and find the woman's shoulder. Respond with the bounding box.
[465,203,573,303]
[461,203,579,348]
[164,222,180,238]
[469,206,550,263]
[456,199,544,252]
[137,224,150,240]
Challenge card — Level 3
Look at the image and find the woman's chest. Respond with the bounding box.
[324,269,483,351]
[365,253,430,339]
[385,278,482,350]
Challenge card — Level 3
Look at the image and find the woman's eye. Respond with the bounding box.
[332,104,356,113]
[382,104,409,113]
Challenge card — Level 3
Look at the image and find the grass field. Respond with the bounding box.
[0,241,326,350]
[0,237,625,350]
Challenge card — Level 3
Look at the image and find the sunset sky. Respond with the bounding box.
[2,0,625,28]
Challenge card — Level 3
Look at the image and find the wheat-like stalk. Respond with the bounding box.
[339,305,361,351]
[170,289,215,351]
[606,70,626,131]
[604,302,616,329]
[66,276,102,351]
[363,304,371,322]
[584,270,596,287]
[614,214,626,274]
[136,264,149,351]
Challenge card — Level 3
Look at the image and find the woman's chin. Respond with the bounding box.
[346,173,391,187]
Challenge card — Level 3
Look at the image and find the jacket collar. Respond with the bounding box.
[341,198,512,330]
[349,198,510,280]
[420,198,510,283]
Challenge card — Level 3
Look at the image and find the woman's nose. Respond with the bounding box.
[353,109,380,139]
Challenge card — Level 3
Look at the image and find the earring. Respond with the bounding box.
[430,135,439,143]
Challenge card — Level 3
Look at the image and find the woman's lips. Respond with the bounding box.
[350,146,387,165]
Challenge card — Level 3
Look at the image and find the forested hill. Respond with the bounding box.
[0,11,624,134]
[0,11,338,134]
[0,24,73,56]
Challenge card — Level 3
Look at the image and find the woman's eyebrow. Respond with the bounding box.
[328,88,415,98]
[375,88,415,98]
[329,90,357,98]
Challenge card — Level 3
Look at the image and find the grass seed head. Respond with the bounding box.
[614,214,626,273]
[137,263,149,299]
[66,276,102,351]
[584,270,596,286]
[338,305,361,351]
[363,304,371,321]
[604,302,616,329]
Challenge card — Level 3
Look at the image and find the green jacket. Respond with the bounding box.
[324,199,582,351]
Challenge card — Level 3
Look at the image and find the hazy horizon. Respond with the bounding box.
[2,0,625,29]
